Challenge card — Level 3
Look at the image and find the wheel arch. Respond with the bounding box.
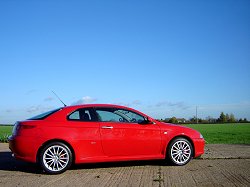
[36,139,75,164]
[166,135,195,158]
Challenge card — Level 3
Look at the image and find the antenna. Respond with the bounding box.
[52,91,67,107]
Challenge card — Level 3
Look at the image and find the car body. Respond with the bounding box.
[9,104,205,174]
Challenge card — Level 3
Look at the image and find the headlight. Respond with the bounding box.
[200,133,204,139]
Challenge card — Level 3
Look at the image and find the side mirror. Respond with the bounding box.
[138,117,153,125]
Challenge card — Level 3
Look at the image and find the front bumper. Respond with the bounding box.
[193,138,205,157]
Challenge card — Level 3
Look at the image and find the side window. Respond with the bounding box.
[96,110,128,122]
[68,108,94,122]
[68,110,80,120]
[117,109,145,123]
[95,108,145,123]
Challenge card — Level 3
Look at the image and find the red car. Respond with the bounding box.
[9,104,205,174]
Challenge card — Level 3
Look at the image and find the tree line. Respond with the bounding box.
[160,112,249,124]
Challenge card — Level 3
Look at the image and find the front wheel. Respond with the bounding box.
[40,142,73,174]
[166,138,193,166]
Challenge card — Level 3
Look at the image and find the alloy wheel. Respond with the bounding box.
[170,140,192,164]
[42,145,70,172]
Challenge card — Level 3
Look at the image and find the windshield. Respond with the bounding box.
[28,108,62,120]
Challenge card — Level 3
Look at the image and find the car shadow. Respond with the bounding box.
[71,159,165,171]
[0,151,166,174]
[0,151,42,174]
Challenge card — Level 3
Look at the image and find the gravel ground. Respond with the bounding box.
[0,143,249,187]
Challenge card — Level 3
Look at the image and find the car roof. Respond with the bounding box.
[63,104,131,110]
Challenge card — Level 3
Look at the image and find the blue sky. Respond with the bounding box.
[0,0,250,124]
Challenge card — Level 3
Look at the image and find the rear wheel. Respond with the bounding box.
[166,138,193,166]
[40,142,72,174]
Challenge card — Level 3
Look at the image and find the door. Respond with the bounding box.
[96,107,162,157]
[67,108,104,159]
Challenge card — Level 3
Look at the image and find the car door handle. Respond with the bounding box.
[101,126,113,129]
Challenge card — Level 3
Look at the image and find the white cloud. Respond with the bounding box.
[111,100,142,107]
[44,97,54,102]
[198,102,250,110]
[5,109,12,113]
[132,100,142,105]
[154,101,189,110]
[195,101,250,119]
[26,105,42,113]
[26,105,53,113]
[25,89,37,95]
[72,96,97,105]
[112,102,130,107]
[155,101,168,107]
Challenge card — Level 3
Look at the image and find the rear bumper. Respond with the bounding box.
[9,135,38,163]
[193,138,205,157]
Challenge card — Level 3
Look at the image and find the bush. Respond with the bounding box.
[0,134,10,143]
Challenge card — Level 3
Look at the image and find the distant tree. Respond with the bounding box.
[206,116,212,123]
[168,117,178,123]
[225,113,230,123]
[218,112,226,123]
[198,118,203,123]
[163,118,169,123]
[189,116,196,123]
[206,116,216,123]
[228,113,236,123]
[201,118,209,124]
[157,113,248,124]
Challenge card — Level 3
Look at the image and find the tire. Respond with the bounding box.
[166,138,193,166]
[39,142,73,174]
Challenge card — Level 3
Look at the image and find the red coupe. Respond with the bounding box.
[9,104,205,174]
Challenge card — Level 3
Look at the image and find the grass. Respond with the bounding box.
[184,123,250,144]
[0,125,13,143]
[0,124,250,144]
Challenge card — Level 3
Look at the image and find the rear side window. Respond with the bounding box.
[67,108,96,122]
[68,111,80,120]
[28,108,62,120]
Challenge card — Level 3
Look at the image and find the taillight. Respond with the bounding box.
[12,122,36,136]
[21,125,36,129]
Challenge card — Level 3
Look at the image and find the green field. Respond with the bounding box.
[0,124,250,144]
[0,125,13,142]
[184,123,250,144]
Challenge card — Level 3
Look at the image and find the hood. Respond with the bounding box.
[159,122,202,139]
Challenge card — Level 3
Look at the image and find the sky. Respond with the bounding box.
[0,0,250,124]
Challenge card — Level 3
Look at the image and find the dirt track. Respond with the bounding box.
[0,143,249,187]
